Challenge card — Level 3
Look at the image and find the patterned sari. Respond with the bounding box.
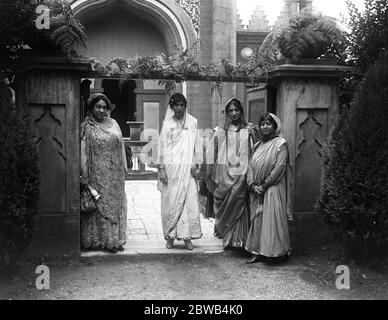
[80,115,127,250]
[158,112,202,240]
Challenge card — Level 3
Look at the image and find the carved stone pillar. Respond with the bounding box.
[16,50,91,259]
[268,63,352,247]
[211,0,237,128]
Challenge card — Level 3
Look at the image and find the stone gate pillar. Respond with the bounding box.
[16,50,91,259]
[268,63,351,247]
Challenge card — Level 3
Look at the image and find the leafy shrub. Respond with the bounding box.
[346,0,388,75]
[317,52,388,258]
[0,0,36,74]
[0,79,39,268]
[339,0,388,109]
[0,0,87,73]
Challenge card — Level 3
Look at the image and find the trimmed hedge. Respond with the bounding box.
[0,80,39,267]
[317,52,388,256]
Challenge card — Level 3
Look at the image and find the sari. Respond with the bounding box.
[245,115,292,257]
[158,112,202,240]
[80,114,127,250]
[205,122,258,249]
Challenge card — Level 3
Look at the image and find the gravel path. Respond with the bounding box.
[1,244,387,300]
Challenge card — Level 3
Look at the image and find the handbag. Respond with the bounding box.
[80,183,98,214]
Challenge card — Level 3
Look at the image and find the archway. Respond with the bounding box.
[70,0,198,53]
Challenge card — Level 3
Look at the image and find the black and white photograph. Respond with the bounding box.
[0,0,387,305]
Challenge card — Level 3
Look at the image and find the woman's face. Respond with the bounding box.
[172,100,186,120]
[260,119,274,136]
[227,103,241,122]
[92,100,109,121]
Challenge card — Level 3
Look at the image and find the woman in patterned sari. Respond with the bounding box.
[80,93,128,253]
[205,98,259,249]
[245,113,293,264]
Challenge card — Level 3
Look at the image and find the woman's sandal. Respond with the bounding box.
[166,238,174,249]
[184,239,194,250]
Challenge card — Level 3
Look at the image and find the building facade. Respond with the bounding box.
[70,0,310,134]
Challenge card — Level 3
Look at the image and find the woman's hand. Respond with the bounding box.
[253,185,264,196]
[191,165,202,180]
[159,167,168,185]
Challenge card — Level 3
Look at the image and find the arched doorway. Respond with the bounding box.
[101,79,136,138]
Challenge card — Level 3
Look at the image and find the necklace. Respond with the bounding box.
[225,126,241,168]
[173,114,186,129]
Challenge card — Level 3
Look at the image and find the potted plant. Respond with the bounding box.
[248,9,346,74]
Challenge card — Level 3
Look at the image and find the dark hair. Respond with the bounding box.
[169,93,187,108]
[87,93,113,111]
[259,113,277,128]
[225,98,243,114]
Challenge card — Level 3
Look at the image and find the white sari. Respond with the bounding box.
[157,112,203,240]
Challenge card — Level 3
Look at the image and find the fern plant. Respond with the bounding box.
[35,0,87,58]
[251,9,345,70]
[167,41,205,77]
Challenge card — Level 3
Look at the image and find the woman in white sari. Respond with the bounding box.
[245,113,293,264]
[157,93,202,250]
[80,93,127,253]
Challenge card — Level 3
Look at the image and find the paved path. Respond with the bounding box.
[82,181,223,257]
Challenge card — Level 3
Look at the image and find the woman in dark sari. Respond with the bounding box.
[80,93,128,253]
[205,98,259,249]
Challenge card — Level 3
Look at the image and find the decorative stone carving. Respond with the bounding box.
[296,109,324,159]
[237,13,245,31]
[294,109,326,212]
[31,103,67,213]
[175,0,200,34]
[247,5,270,32]
[33,104,66,161]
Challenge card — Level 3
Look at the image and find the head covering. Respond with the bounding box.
[87,93,114,112]
[268,112,283,137]
[259,112,283,140]
[223,97,247,130]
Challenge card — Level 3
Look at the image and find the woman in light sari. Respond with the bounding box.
[245,113,292,264]
[80,93,128,253]
[205,98,259,249]
[157,93,203,250]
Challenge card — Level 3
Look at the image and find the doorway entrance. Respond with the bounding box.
[79,78,222,254]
